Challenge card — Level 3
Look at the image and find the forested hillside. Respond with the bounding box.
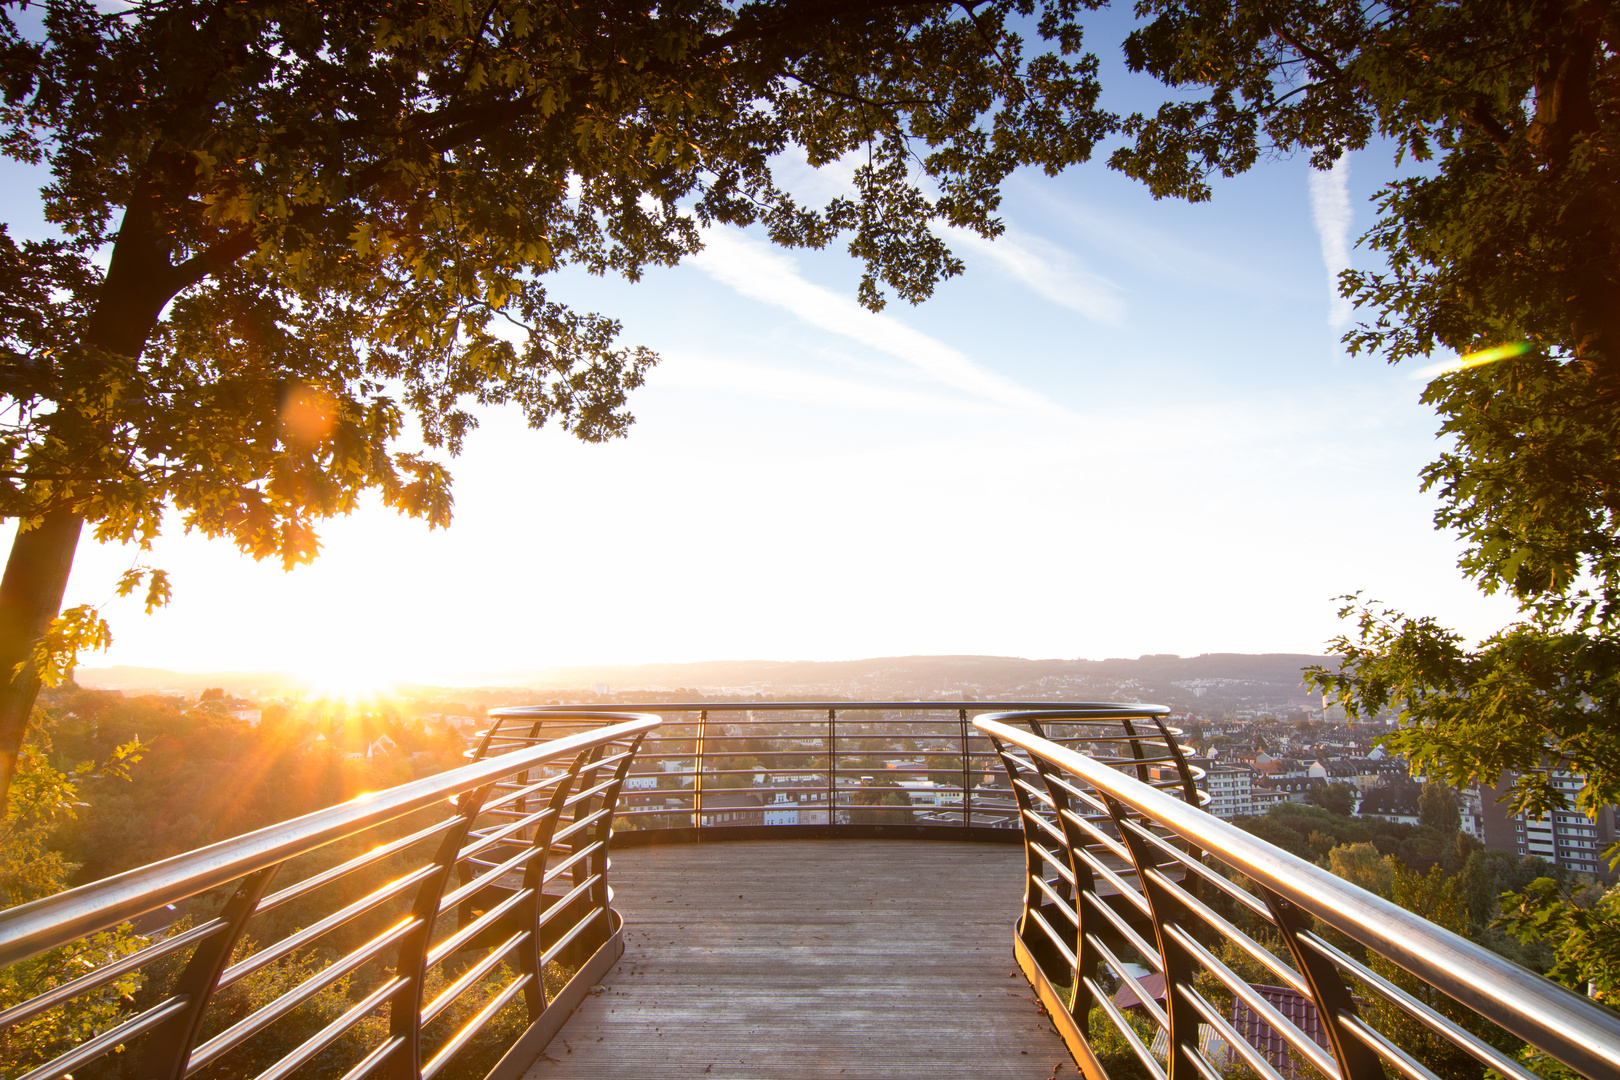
[7,683,468,898]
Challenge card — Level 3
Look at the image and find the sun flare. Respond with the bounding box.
[296,666,400,704]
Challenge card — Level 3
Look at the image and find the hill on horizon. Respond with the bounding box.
[75,652,1333,714]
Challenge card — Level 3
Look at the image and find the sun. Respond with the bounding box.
[296,664,401,705]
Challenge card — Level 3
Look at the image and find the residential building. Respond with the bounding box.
[1481,772,1615,877]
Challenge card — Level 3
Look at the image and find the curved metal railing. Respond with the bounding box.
[0,713,658,1080]
[976,712,1620,1080]
[477,701,1205,841]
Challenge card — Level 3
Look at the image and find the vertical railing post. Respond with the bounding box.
[987,733,1050,975]
[692,709,706,829]
[1151,714,1202,808]
[959,707,971,829]
[516,756,583,1016]
[131,865,281,1080]
[1107,794,1200,1080]
[826,708,837,827]
[471,711,502,760]
[1258,886,1385,1080]
[581,733,645,951]
[387,785,495,1080]
[1031,754,1099,1027]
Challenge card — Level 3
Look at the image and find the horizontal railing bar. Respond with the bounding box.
[15,994,189,1080]
[1030,843,1079,886]
[1069,847,1154,921]
[253,975,410,1080]
[421,973,532,1080]
[558,776,622,813]
[1123,821,1278,924]
[1090,931,1168,1032]
[1012,775,1058,809]
[336,1034,407,1080]
[0,916,226,1032]
[1079,885,1162,972]
[547,806,612,850]
[1299,930,1541,1080]
[539,903,607,966]
[1181,983,1293,1080]
[478,772,569,816]
[537,874,605,933]
[1021,808,1070,851]
[0,716,660,966]
[437,846,545,914]
[1156,870,1307,997]
[220,866,435,989]
[978,714,1620,1080]
[425,888,532,970]
[188,918,420,1071]
[565,750,635,782]
[458,806,559,864]
[255,819,456,916]
[1164,922,1338,1077]
[1338,1011,1445,1080]
[1180,1037,1226,1080]
[539,841,604,890]
[1028,906,1079,969]
[1030,874,1079,924]
[1083,975,1168,1080]
[1058,806,1138,868]
[421,930,529,1026]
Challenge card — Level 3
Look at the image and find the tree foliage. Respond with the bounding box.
[0,0,1122,807]
[1418,779,1461,836]
[1305,779,1355,817]
[1325,839,1394,896]
[849,775,910,823]
[1500,877,1620,1010]
[0,0,1113,559]
[1115,0,1620,830]
[0,700,143,1077]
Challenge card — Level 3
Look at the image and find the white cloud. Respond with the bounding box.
[1308,155,1354,327]
[653,352,999,415]
[1022,186,1285,298]
[938,225,1126,326]
[691,227,1065,416]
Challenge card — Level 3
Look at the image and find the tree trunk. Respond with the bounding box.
[0,182,187,812]
[0,509,85,814]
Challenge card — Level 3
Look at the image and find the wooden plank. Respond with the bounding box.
[524,841,1073,1079]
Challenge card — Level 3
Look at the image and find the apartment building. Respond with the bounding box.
[1481,772,1616,877]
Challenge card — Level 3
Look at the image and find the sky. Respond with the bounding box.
[2,14,1523,686]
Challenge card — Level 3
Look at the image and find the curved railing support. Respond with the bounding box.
[1257,885,1384,1080]
[386,786,492,1080]
[129,864,281,1080]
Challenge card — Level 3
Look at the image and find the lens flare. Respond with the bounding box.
[281,383,338,445]
[1409,341,1532,381]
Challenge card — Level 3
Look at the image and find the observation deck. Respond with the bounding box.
[526,840,1067,1078]
[2,702,1618,1080]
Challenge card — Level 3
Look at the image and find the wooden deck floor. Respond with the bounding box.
[524,840,1072,1079]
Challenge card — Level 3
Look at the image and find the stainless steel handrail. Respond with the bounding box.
[482,701,1202,838]
[0,716,656,966]
[976,713,1620,1080]
[0,713,659,1080]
